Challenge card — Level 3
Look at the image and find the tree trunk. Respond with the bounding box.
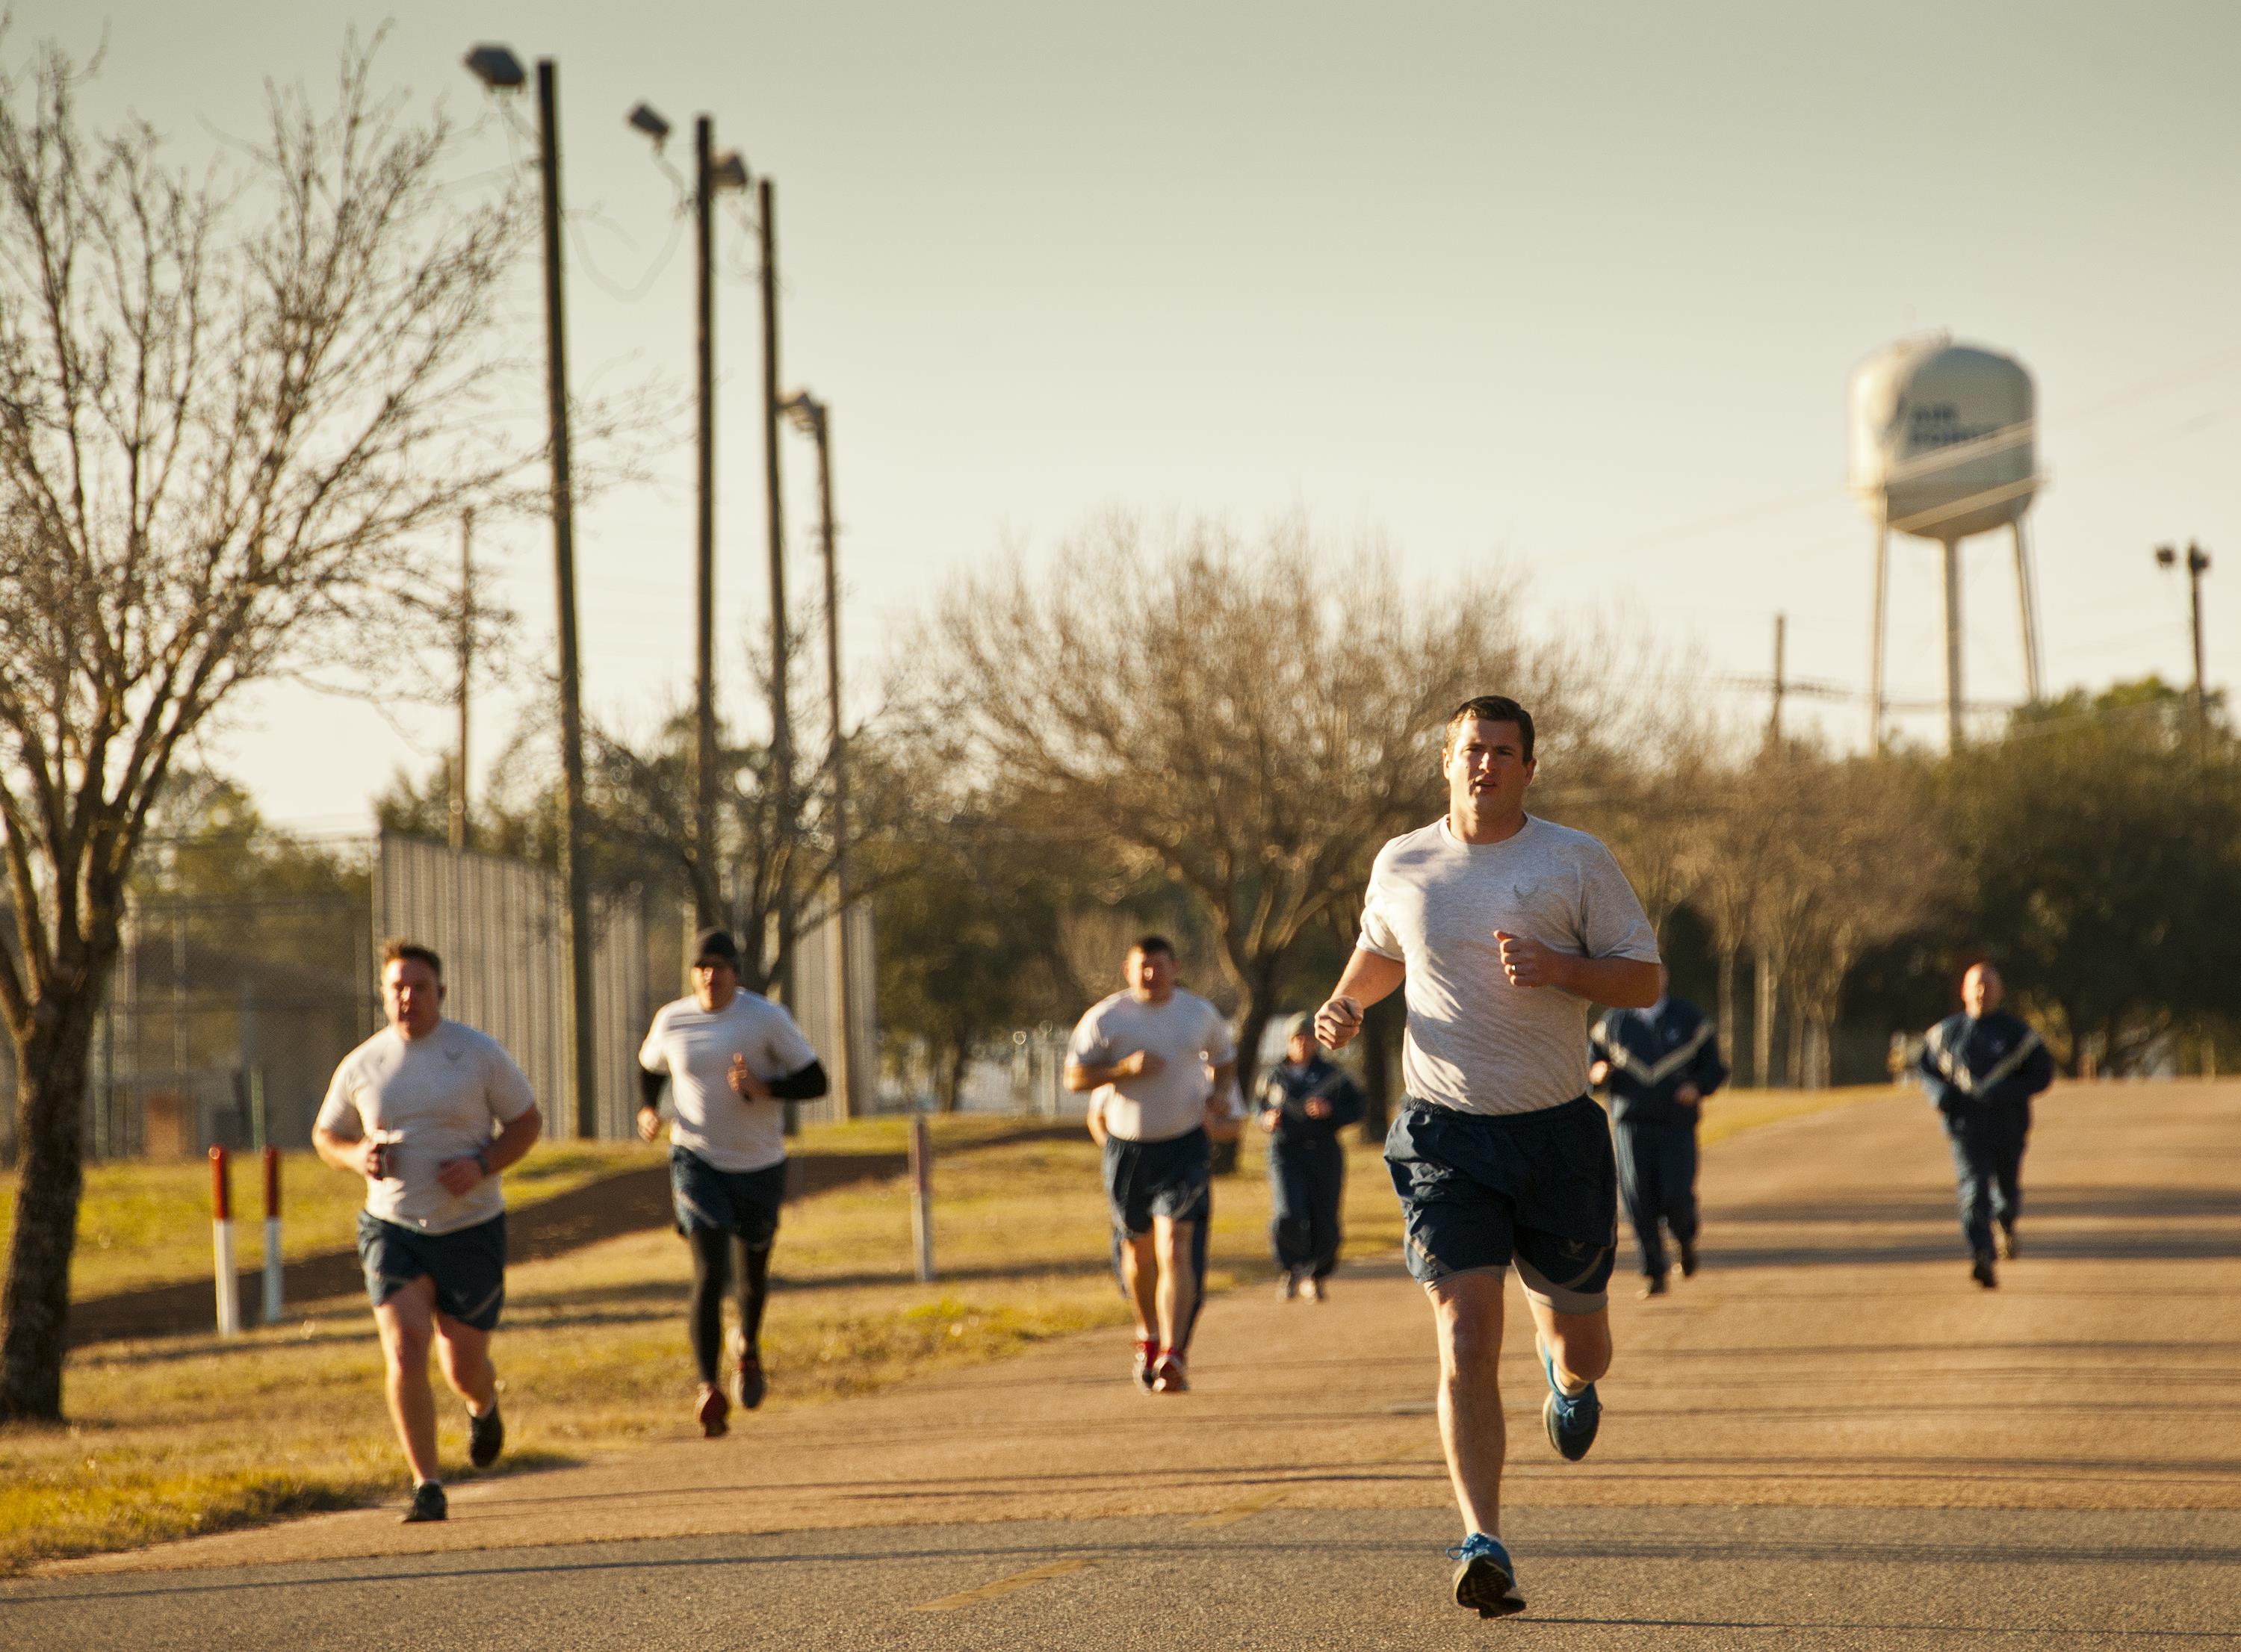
[935,1041,967,1114]
[1,996,101,1421]
[1716,941,1740,1087]
[1752,949,1779,1092]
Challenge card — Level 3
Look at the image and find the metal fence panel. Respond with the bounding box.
[375,833,648,1139]
[785,900,880,1125]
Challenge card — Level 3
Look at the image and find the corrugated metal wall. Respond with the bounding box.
[784,900,881,1123]
[375,833,648,1139]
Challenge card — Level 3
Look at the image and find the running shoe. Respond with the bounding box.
[1971,1252,1998,1289]
[1638,1272,1668,1299]
[696,1381,731,1438]
[738,1352,766,1411]
[1132,1335,1159,1391]
[467,1402,504,1468]
[1301,1275,1325,1303]
[1445,1532,1526,1619]
[1152,1349,1189,1394]
[1679,1239,1700,1279]
[400,1480,447,1524]
[1277,1270,1299,1302]
[1538,1338,1601,1462]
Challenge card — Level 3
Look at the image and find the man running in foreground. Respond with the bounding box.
[638,928,828,1436]
[1066,935,1239,1394]
[1315,695,1661,1618]
[1917,960,2053,1289]
[313,940,543,1524]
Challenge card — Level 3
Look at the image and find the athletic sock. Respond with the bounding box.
[1551,1364,1590,1397]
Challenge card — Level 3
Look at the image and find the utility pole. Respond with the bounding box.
[537,58,598,1139]
[1767,612,1787,747]
[692,116,719,929]
[783,390,851,1117]
[760,177,796,1010]
[452,510,473,854]
[2157,541,2214,759]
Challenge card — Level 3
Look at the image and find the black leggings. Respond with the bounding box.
[688,1226,772,1385]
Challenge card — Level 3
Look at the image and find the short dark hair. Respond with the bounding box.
[1442,695,1535,763]
[380,937,444,980]
[1129,934,1175,960]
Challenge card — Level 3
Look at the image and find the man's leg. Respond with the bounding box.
[1989,1110,2027,1238]
[686,1223,731,1385]
[1270,1152,1311,1279]
[1118,1228,1159,1338]
[1308,1148,1345,1282]
[1428,1269,1507,1537]
[1614,1122,1667,1280]
[1525,1294,1612,1394]
[373,1276,442,1485]
[433,1314,497,1415]
[1664,1127,1701,1262]
[1946,1121,1995,1256]
[1152,1214,1197,1351]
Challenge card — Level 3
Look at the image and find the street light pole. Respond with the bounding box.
[782,391,849,1117]
[692,115,719,931]
[531,57,598,1140]
[2157,541,2214,759]
[760,178,796,1009]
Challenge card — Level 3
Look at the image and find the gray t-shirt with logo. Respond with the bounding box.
[1067,989,1239,1143]
[639,990,819,1173]
[316,1021,539,1234]
[1360,815,1660,1117]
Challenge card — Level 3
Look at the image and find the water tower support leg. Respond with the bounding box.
[2012,519,2044,704]
[1941,537,1965,751]
[1868,527,1889,752]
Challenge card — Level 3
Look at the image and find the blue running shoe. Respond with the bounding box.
[1539,1338,1601,1462]
[1445,1533,1526,1618]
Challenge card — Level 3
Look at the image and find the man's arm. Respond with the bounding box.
[1493,932,1659,1008]
[436,1105,543,1196]
[313,1123,382,1180]
[635,1066,666,1141]
[1064,1049,1161,1091]
[1201,1060,1242,1142]
[1315,948,1407,1050]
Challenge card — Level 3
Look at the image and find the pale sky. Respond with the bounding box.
[16,0,2239,829]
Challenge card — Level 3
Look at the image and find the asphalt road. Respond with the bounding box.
[8,1080,2239,1649]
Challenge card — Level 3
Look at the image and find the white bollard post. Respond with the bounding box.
[261,1144,284,1325]
[210,1146,241,1338]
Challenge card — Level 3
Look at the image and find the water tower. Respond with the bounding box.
[1850,335,2043,751]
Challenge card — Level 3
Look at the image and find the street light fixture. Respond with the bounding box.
[464,41,598,1140]
[625,102,671,146]
[2155,541,2213,756]
[463,44,525,90]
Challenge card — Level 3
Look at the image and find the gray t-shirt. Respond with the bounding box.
[1360,815,1660,1117]
[639,990,819,1173]
[1067,989,1239,1143]
[316,1021,539,1234]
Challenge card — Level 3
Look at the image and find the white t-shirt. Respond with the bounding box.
[315,1021,539,1234]
[1067,989,1239,1143]
[1360,814,1660,1118]
[638,990,819,1173]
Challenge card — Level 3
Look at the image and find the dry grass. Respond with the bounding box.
[0,1089,1854,1571]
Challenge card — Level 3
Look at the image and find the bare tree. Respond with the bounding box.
[926,517,1549,1099]
[0,40,530,1420]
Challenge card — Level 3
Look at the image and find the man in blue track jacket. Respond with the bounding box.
[1917,961,2054,1288]
[1588,969,1727,1297]
[1257,1013,1368,1300]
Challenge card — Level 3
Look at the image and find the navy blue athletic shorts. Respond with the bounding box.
[356,1210,508,1331]
[669,1147,787,1247]
[1385,1096,1617,1313]
[1103,1127,1212,1236]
